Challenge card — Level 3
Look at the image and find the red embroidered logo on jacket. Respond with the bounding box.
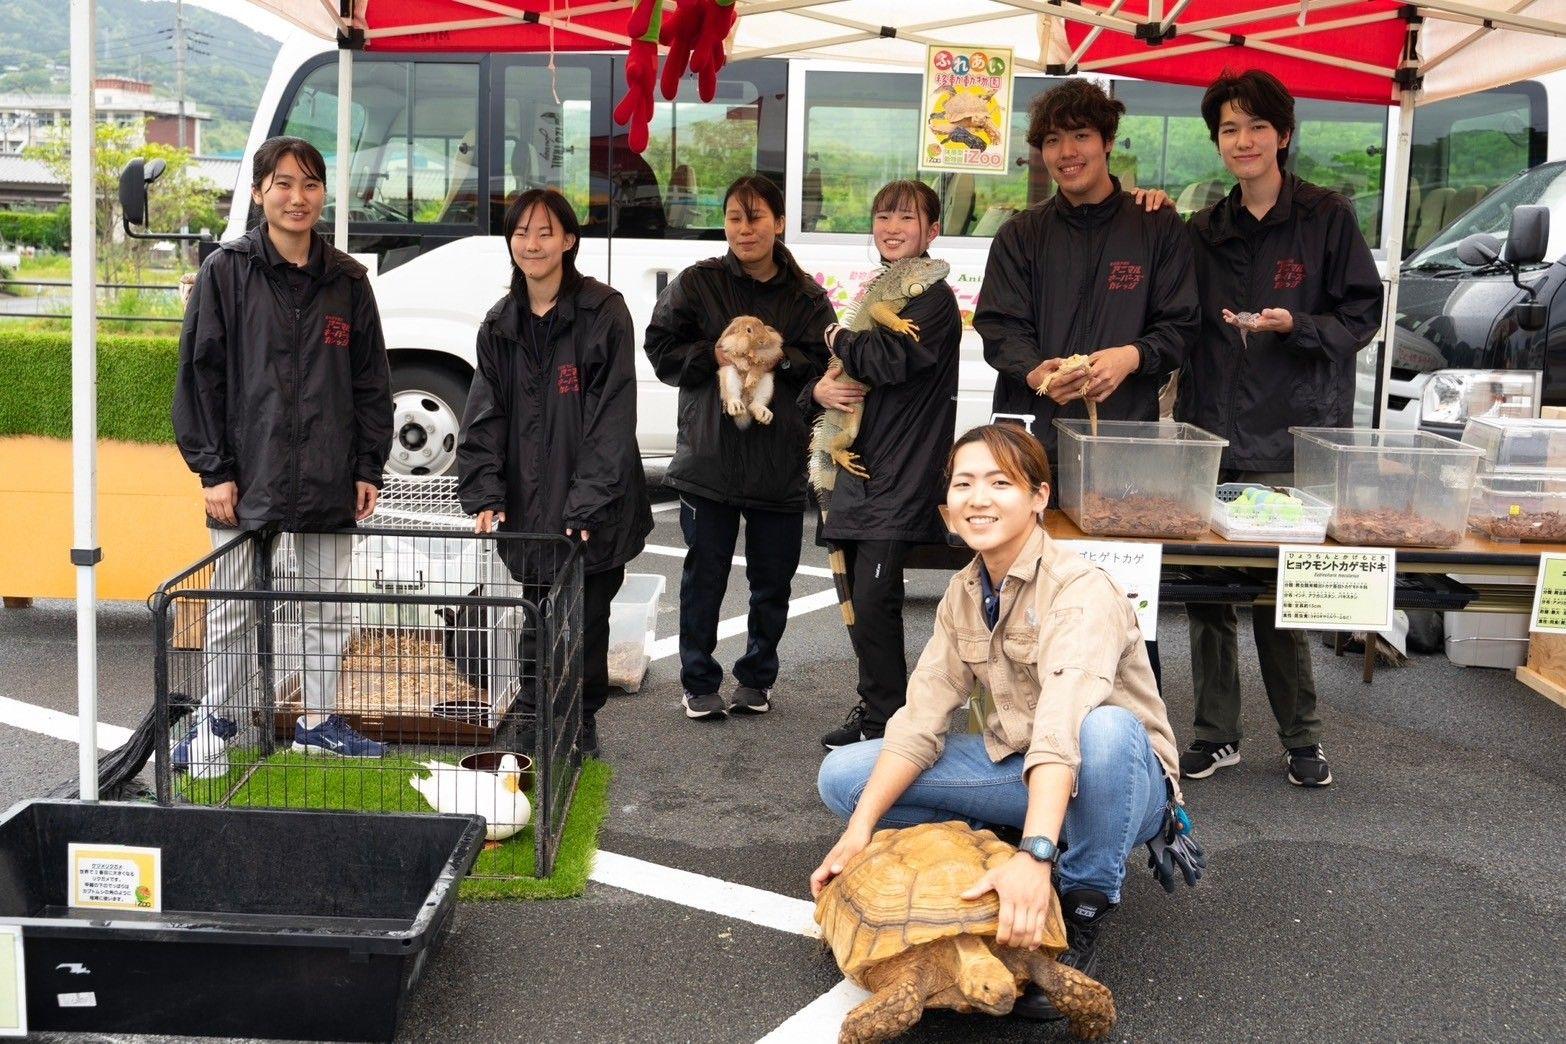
[1107,261,1143,291]
[557,364,580,394]
[322,315,351,347]
[1274,259,1305,289]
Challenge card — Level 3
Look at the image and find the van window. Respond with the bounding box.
[1409,161,1566,270]
[279,59,480,226]
[800,71,1059,237]
[496,59,598,229]
[642,75,773,239]
[1112,81,1388,246]
[1406,82,1547,254]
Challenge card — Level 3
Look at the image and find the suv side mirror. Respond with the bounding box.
[1503,204,1550,265]
[1456,233,1502,267]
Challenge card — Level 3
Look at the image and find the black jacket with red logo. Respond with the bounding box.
[457,278,652,577]
[974,179,1199,459]
[1177,174,1384,472]
[173,224,392,531]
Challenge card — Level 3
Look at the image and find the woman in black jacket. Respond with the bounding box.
[644,175,834,721]
[457,188,653,759]
[805,180,962,751]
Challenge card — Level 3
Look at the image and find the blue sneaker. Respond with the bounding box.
[291,715,384,758]
[172,715,237,780]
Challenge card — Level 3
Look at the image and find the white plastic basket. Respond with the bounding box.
[1210,483,1330,543]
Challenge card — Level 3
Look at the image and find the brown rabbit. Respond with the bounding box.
[716,315,785,429]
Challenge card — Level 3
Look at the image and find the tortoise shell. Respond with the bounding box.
[815,821,1069,984]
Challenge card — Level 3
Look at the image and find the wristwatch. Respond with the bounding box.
[1017,835,1061,864]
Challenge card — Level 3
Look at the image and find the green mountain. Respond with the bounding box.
[0,0,282,154]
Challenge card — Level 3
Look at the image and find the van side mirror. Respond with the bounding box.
[1455,233,1502,267]
[1503,204,1549,265]
[118,157,165,229]
[117,157,209,244]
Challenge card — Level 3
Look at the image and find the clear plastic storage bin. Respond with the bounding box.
[608,573,666,692]
[1467,468,1566,542]
[1291,427,1482,548]
[1459,416,1566,468]
[1210,483,1330,543]
[1054,420,1227,539]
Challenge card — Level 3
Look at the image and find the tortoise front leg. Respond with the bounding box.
[840,948,941,1044]
[1004,949,1116,1040]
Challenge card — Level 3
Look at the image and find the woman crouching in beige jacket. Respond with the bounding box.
[812,422,1195,1015]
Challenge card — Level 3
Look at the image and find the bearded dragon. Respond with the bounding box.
[810,255,949,628]
[1039,353,1098,435]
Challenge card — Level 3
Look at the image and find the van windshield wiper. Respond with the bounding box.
[1408,259,1461,272]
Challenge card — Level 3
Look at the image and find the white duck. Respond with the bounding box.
[410,756,531,843]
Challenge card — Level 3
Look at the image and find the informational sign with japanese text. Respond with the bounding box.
[1528,553,1566,633]
[1276,547,1396,632]
[919,44,1014,176]
[1059,540,1162,639]
[68,843,161,913]
[0,924,24,1037]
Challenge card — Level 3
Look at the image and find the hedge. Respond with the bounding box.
[0,330,179,444]
[0,207,70,251]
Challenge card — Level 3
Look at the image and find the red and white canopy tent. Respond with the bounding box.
[64,0,1566,790]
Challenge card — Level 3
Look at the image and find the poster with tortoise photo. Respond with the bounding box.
[918,44,1014,176]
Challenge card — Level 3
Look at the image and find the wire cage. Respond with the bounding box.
[150,495,585,879]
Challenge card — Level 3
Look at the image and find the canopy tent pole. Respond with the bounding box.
[1376,17,1422,427]
[335,25,354,251]
[70,0,100,799]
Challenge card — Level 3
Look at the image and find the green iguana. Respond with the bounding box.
[809,255,951,518]
[810,255,949,627]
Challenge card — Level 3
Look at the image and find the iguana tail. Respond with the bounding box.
[827,546,855,628]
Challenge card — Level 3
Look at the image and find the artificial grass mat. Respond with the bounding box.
[180,749,611,900]
[0,331,180,443]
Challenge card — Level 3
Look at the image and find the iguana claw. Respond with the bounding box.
[834,450,870,479]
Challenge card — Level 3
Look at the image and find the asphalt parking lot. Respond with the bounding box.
[3,482,1565,1042]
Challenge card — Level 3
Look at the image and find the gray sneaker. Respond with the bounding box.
[682,691,727,720]
[729,686,771,715]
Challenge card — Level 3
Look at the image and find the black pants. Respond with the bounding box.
[678,493,803,695]
[837,539,911,732]
[582,565,625,724]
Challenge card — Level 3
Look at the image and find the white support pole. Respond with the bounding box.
[1378,83,1418,428]
[69,0,99,799]
[335,43,353,251]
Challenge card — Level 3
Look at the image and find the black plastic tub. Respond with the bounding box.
[0,799,485,1041]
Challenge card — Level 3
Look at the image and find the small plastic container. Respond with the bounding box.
[1467,467,1566,542]
[608,573,666,692]
[1291,427,1483,548]
[1460,416,1566,468]
[0,800,484,1042]
[1054,419,1227,539]
[1210,483,1330,543]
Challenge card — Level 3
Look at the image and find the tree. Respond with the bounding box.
[27,120,220,282]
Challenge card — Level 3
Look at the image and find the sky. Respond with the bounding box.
[143,0,297,44]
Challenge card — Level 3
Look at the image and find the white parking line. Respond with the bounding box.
[757,979,871,1042]
[0,695,132,749]
[641,543,837,579]
[651,501,681,513]
[646,587,842,662]
[590,850,820,938]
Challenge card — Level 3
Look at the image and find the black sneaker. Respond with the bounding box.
[821,703,879,750]
[729,685,771,715]
[1011,888,1116,1022]
[577,719,600,759]
[682,691,727,720]
[1179,740,1240,780]
[1286,744,1332,787]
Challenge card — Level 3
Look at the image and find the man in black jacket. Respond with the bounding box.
[172,137,393,779]
[974,79,1198,467]
[1176,70,1383,789]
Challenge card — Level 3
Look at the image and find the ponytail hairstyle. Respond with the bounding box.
[721,174,813,287]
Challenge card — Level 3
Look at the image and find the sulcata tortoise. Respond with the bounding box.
[815,821,1116,1043]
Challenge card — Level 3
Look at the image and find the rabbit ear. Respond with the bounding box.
[436,607,454,624]
[764,326,783,352]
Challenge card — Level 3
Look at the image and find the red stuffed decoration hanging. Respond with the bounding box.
[660,0,737,103]
[614,0,665,153]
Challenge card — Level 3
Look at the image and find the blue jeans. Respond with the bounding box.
[818,706,1168,902]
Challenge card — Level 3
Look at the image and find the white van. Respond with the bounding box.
[230,33,1550,473]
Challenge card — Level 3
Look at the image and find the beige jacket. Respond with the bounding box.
[881,526,1184,804]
